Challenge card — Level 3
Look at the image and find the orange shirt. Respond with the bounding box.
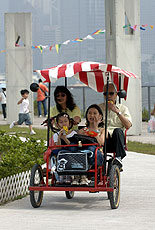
[37,83,48,101]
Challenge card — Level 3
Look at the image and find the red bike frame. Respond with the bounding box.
[29,143,114,192]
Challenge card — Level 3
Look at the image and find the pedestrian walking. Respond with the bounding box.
[37,79,48,117]
[9,89,36,135]
[0,88,7,120]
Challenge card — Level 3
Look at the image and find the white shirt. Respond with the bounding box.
[99,102,132,136]
[19,98,29,114]
[0,91,6,104]
[53,130,77,143]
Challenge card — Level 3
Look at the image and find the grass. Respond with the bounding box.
[0,125,47,141]
[127,141,155,155]
[0,125,155,155]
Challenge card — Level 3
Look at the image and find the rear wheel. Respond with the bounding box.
[108,165,120,209]
[65,191,75,199]
[30,164,44,208]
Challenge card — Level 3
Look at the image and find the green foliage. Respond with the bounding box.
[142,107,149,121]
[0,131,46,179]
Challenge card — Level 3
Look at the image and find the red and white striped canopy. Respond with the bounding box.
[36,61,137,94]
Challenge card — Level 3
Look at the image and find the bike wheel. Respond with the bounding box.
[108,164,120,209]
[30,164,44,208]
[107,158,113,200]
[65,191,75,199]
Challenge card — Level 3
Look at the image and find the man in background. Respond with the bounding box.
[37,79,48,117]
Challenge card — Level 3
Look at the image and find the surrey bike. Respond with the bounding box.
[29,61,136,209]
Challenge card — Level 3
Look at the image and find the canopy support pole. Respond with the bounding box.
[104,73,109,174]
[65,78,67,88]
[119,73,121,104]
[47,82,51,147]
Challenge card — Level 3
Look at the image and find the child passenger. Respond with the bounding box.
[53,112,77,151]
[79,104,105,166]
[71,104,106,186]
[51,112,77,184]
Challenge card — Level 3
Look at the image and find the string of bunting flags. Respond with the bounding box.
[28,28,105,54]
[0,29,105,54]
[123,24,153,31]
[0,24,153,54]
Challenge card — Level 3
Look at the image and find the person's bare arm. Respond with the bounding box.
[56,129,70,145]
[61,135,70,145]
[108,103,132,129]
[17,97,24,105]
[73,116,81,125]
[78,128,86,135]
[116,113,132,129]
[95,128,108,146]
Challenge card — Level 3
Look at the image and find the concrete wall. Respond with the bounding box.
[105,0,142,135]
[5,13,33,124]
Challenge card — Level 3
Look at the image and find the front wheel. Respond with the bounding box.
[65,191,75,199]
[30,164,44,208]
[108,165,120,209]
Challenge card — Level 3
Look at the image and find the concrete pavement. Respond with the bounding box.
[127,121,155,145]
[0,151,155,230]
[1,115,155,229]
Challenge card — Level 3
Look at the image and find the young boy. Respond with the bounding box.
[10,89,36,135]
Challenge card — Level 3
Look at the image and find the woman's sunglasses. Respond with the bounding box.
[103,92,116,96]
[56,93,66,98]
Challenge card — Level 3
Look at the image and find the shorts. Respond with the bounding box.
[17,113,32,125]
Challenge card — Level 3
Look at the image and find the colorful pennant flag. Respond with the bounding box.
[55,44,61,53]
[92,29,103,35]
[49,45,53,51]
[140,26,146,31]
[130,25,137,31]
[63,40,71,45]
[83,35,94,40]
[123,25,128,29]
[37,45,43,53]
[99,29,105,34]
[142,24,148,27]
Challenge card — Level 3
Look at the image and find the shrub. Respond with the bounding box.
[142,107,149,121]
[0,131,46,179]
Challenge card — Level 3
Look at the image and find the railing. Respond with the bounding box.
[142,85,155,117]
[0,170,31,205]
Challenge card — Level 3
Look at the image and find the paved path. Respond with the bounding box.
[127,121,155,145]
[0,151,155,230]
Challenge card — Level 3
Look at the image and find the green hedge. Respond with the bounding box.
[142,107,149,121]
[0,131,46,179]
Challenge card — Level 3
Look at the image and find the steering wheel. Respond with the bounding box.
[72,134,98,144]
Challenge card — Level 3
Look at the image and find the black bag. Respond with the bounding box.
[57,151,88,173]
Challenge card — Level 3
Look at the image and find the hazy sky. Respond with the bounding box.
[0,0,154,74]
